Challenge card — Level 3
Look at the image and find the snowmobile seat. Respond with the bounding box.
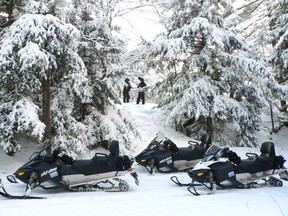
[93,140,119,160]
[109,140,120,159]
[259,142,275,159]
[237,159,255,173]
[199,134,211,150]
[71,159,94,175]
[71,141,120,175]
[200,134,209,147]
[255,142,276,167]
[177,146,204,161]
[177,147,194,160]
[206,136,212,148]
[92,140,119,164]
[237,142,276,174]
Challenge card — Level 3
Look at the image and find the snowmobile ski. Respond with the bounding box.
[187,182,216,196]
[0,179,45,200]
[170,176,193,187]
[170,176,214,195]
[6,175,18,183]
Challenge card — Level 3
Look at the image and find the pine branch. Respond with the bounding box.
[236,0,263,11]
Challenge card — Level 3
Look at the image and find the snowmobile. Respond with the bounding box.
[0,140,139,199]
[171,141,288,195]
[135,132,211,174]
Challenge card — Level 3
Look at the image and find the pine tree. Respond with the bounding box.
[0,0,141,156]
[65,0,141,154]
[231,0,272,60]
[268,0,288,113]
[0,14,91,156]
[144,0,281,146]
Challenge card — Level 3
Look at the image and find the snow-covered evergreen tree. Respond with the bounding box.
[230,0,272,59]
[144,0,281,146]
[0,14,91,156]
[64,0,141,154]
[0,0,141,156]
[268,0,288,112]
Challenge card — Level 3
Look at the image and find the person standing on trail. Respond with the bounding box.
[123,78,132,103]
[136,77,147,105]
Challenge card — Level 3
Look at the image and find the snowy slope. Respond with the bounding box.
[1,103,288,216]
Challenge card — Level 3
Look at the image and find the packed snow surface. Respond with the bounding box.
[1,103,288,216]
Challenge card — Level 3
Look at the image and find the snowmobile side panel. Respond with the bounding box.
[209,161,238,187]
[62,171,126,187]
[236,168,286,184]
[173,159,201,171]
[14,160,61,185]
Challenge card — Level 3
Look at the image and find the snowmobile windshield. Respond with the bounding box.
[202,144,221,162]
[147,132,165,149]
[29,141,50,161]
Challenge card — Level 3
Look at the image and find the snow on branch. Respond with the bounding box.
[18,42,52,75]
[168,78,215,123]
[9,97,45,139]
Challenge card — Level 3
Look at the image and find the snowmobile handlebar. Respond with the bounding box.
[246,152,258,158]
[95,153,109,157]
[188,140,199,146]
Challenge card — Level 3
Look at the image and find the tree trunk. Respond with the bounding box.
[280,100,287,113]
[207,116,213,138]
[42,71,52,155]
[270,103,275,132]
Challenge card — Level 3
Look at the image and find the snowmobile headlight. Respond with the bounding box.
[197,172,204,177]
[18,172,25,176]
[141,159,146,163]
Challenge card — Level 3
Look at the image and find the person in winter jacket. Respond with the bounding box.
[136,77,147,104]
[123,78,132,103]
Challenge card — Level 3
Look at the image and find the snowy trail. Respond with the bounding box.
[118,103,195,153]
[1,103,288,216]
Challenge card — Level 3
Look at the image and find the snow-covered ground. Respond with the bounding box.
[1,103,288,216]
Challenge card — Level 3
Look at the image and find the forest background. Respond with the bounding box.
[0,0,288,157]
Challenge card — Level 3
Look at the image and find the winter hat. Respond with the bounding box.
[138,77,144,81]
[125,78,130,82]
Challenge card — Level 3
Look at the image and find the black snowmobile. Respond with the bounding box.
[135,132,211,174]
[0,140,139,199]
[171,141,288,195]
